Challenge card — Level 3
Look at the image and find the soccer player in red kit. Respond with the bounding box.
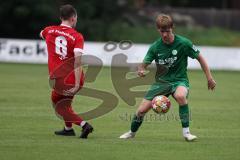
[40,4,93,138]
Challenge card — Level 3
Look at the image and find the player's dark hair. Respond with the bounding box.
[60,4,77,20]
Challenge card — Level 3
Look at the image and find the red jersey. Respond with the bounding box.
[41,24,84,92]
[41,24,84,75]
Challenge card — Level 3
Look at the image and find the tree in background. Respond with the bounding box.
[0,0,122,40]
[1,0,240,43]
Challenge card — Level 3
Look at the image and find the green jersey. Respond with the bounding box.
[143,35,199,84]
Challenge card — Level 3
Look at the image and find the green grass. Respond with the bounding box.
[0,63,240,160]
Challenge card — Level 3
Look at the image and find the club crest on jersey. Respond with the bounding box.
[172,50,178,55]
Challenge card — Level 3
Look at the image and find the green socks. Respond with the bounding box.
[131,114,144,132]
[130,105,189,132]
[179,104,190,128]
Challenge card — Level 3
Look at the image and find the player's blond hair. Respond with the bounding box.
[156,14,173,29]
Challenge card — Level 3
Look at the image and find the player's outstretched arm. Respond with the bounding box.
[197,53,216,90]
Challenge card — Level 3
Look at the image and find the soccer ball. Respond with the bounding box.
[151,95,171,114]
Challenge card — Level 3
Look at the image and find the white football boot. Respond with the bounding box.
[119,131,136,139]
[183,127,197,142]
[184,133,197,142]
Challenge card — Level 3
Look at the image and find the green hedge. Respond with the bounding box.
[107,22,240,46]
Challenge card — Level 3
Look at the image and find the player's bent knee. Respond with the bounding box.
[174,93,186,100]
[174,94,187,104]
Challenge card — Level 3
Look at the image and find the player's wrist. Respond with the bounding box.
[207,78,214,82]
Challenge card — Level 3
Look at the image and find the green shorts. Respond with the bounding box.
[144,81,189,101]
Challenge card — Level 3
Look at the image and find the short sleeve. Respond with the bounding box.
[73,34,84,54]
[143,44,156,64]
[185,40,200,59]
[40,26,51,39]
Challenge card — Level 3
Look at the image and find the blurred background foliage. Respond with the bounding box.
[1,0,240,46]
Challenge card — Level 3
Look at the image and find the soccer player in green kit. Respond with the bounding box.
[120,14,216,141]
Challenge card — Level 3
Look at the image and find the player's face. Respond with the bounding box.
[158,27,174,44]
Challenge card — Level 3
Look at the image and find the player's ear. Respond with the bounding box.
[70,17,74,23]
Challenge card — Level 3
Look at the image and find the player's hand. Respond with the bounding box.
[63,85,80,96]
[137,63,149,77]
[208,78,216,90]
[137,66,146,77]
[138,70,145,77]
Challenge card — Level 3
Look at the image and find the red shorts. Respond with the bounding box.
[51,90,73,107]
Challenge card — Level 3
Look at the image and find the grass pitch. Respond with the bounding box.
[0,63,239,160]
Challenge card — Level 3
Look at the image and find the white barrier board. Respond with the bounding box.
[0,38,240,70]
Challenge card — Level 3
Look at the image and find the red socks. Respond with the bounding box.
[52,91,83,127]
